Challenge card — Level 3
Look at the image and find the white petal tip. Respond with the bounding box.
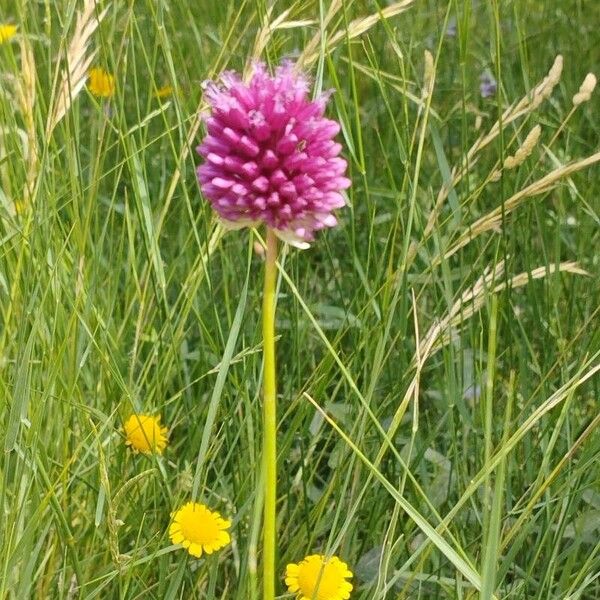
[273,228,311,249]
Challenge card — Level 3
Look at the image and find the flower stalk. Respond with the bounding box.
[262,227,278,599]
[195,62,349,596]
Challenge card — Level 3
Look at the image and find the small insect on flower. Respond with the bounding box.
[88,67,115,98]
[123,414,168,455]
[285,554,353,600]
[197,61,350,249]
[0,24,17,44]
[169,502,231,558]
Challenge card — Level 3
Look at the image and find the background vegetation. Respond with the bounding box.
[0,0,599,598]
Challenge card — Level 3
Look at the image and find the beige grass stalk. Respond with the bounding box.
[298,0,416,68]
[252,6,314,60]
[391,55,590,273]
[407,55,564,267]
[297,0,342,69]
[425,261,587,351]
[539,71,597,157]
[16,37,38,205]
[459,55,561,177]
[437,151,600,263]
[46,0,108,136]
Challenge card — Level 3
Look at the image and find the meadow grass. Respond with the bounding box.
[0,0,599,598]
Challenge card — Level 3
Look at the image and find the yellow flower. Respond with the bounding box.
[88,67,115,98]
[169,502,231,558]
[154,84,173,99]
[285,554,353,600]
[123,414,168,455]
[0,24,17,43]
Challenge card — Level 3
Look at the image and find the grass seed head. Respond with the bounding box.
[573,73,597,106]
[504,124,542,169]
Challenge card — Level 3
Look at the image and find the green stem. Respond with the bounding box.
[262,228,278,600]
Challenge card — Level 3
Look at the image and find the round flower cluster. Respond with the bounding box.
[197,62,350,248]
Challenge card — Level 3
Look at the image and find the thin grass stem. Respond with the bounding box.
[262,228,278,600]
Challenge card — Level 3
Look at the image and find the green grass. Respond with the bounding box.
[1,0,599,598]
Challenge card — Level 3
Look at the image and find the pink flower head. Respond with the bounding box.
[197,62,350,248]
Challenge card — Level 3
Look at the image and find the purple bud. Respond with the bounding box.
[480,71,497,99]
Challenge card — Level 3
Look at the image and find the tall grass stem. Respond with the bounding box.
[262,228,278,600]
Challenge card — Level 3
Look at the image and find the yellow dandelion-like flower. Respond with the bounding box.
[169,502,231,558]
[154,84,173,99]
[88,67,115,98]
[285,554,353,600]
[0,24,17,44]
[123,414,168,455]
